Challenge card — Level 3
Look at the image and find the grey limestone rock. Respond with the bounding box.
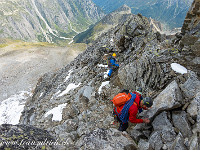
[171,132,187,150]
[0,124,56,150]
[75,128,138,150]
[172,111,192,138]
[143,80,183,120]
[180,71,200,98]
[149,111,176,149]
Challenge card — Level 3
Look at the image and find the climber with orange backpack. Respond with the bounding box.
[112,88,153,131]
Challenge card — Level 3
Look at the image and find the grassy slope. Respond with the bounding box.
[0,39,86,51]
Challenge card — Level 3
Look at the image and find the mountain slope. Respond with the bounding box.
[0,0,105,43]
[18,0,200,149]
[74,5,132,44]
[92,0,193,29]
[1,0,199,150]
[74,5,162,44]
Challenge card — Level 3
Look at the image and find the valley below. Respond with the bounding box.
[0,42,85,124]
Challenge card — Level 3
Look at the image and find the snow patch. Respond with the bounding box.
[44,103,67,121]
[39,92,43,98]
[0,91,32,125]
[171,63,188,74]
[104,70,110,78]
[58,83,81,97]
[68,39,74,45]
[64,69,73,82]
[98,64,108,68]
[98,81,110,94]
[55,90,61,96]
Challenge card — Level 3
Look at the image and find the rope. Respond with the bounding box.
[119,93,136,123]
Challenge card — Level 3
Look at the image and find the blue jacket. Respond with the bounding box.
[109,57,119,68]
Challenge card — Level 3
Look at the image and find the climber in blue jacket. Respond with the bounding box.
[108,53,119,76]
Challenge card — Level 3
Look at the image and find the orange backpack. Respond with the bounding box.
[112,93,132,107]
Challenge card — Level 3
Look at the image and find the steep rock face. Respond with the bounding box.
[180,0,200,57]
[18,1,200,149]
[171,0,200,75]
[181,0,200,35]
[131,74,200,149]
[0,0,105,43]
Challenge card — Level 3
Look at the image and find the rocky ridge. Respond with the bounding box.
[74,5,133,44]
[74,5,162,44]
[180,0,200,58]
[1,0,199,149]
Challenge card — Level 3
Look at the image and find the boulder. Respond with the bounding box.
[152,111,173,131]
[189,133,200,150]
[75,128,138,149]
[129,123,152,142]
[0,124,56,150]
[172,111,192,138]
[171,132,187,150]
[149,111,176,149]
[138,139,149,150]
[180,71,200,98]
[148,131,163,150]
[143,80,183,119]
[187,99,198,119]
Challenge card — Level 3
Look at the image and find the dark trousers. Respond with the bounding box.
[114,111,129,131]
[118,122,128,131]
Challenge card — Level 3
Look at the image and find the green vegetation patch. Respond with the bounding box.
[14,42,56,49]
[93,22,106,32]
[0,38,57,50]
[0,44,8,48]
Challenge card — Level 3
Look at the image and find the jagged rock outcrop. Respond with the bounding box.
[75,128,138,149]
[17,0,200,149]
[132,70,200,149]
[180,0,200,56]
[149,111,177,149]
[181,0,200,36]
[172,0,200,75]
[0,124,56,149]
[142,80,183,119]
[0,0,104,43]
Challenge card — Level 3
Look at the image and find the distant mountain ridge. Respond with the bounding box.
[0,0,105,43]
[74,5,132,43]
[92,0,193,29]
[74,5,163,44]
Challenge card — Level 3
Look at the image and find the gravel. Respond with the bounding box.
[0,45,83,102]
